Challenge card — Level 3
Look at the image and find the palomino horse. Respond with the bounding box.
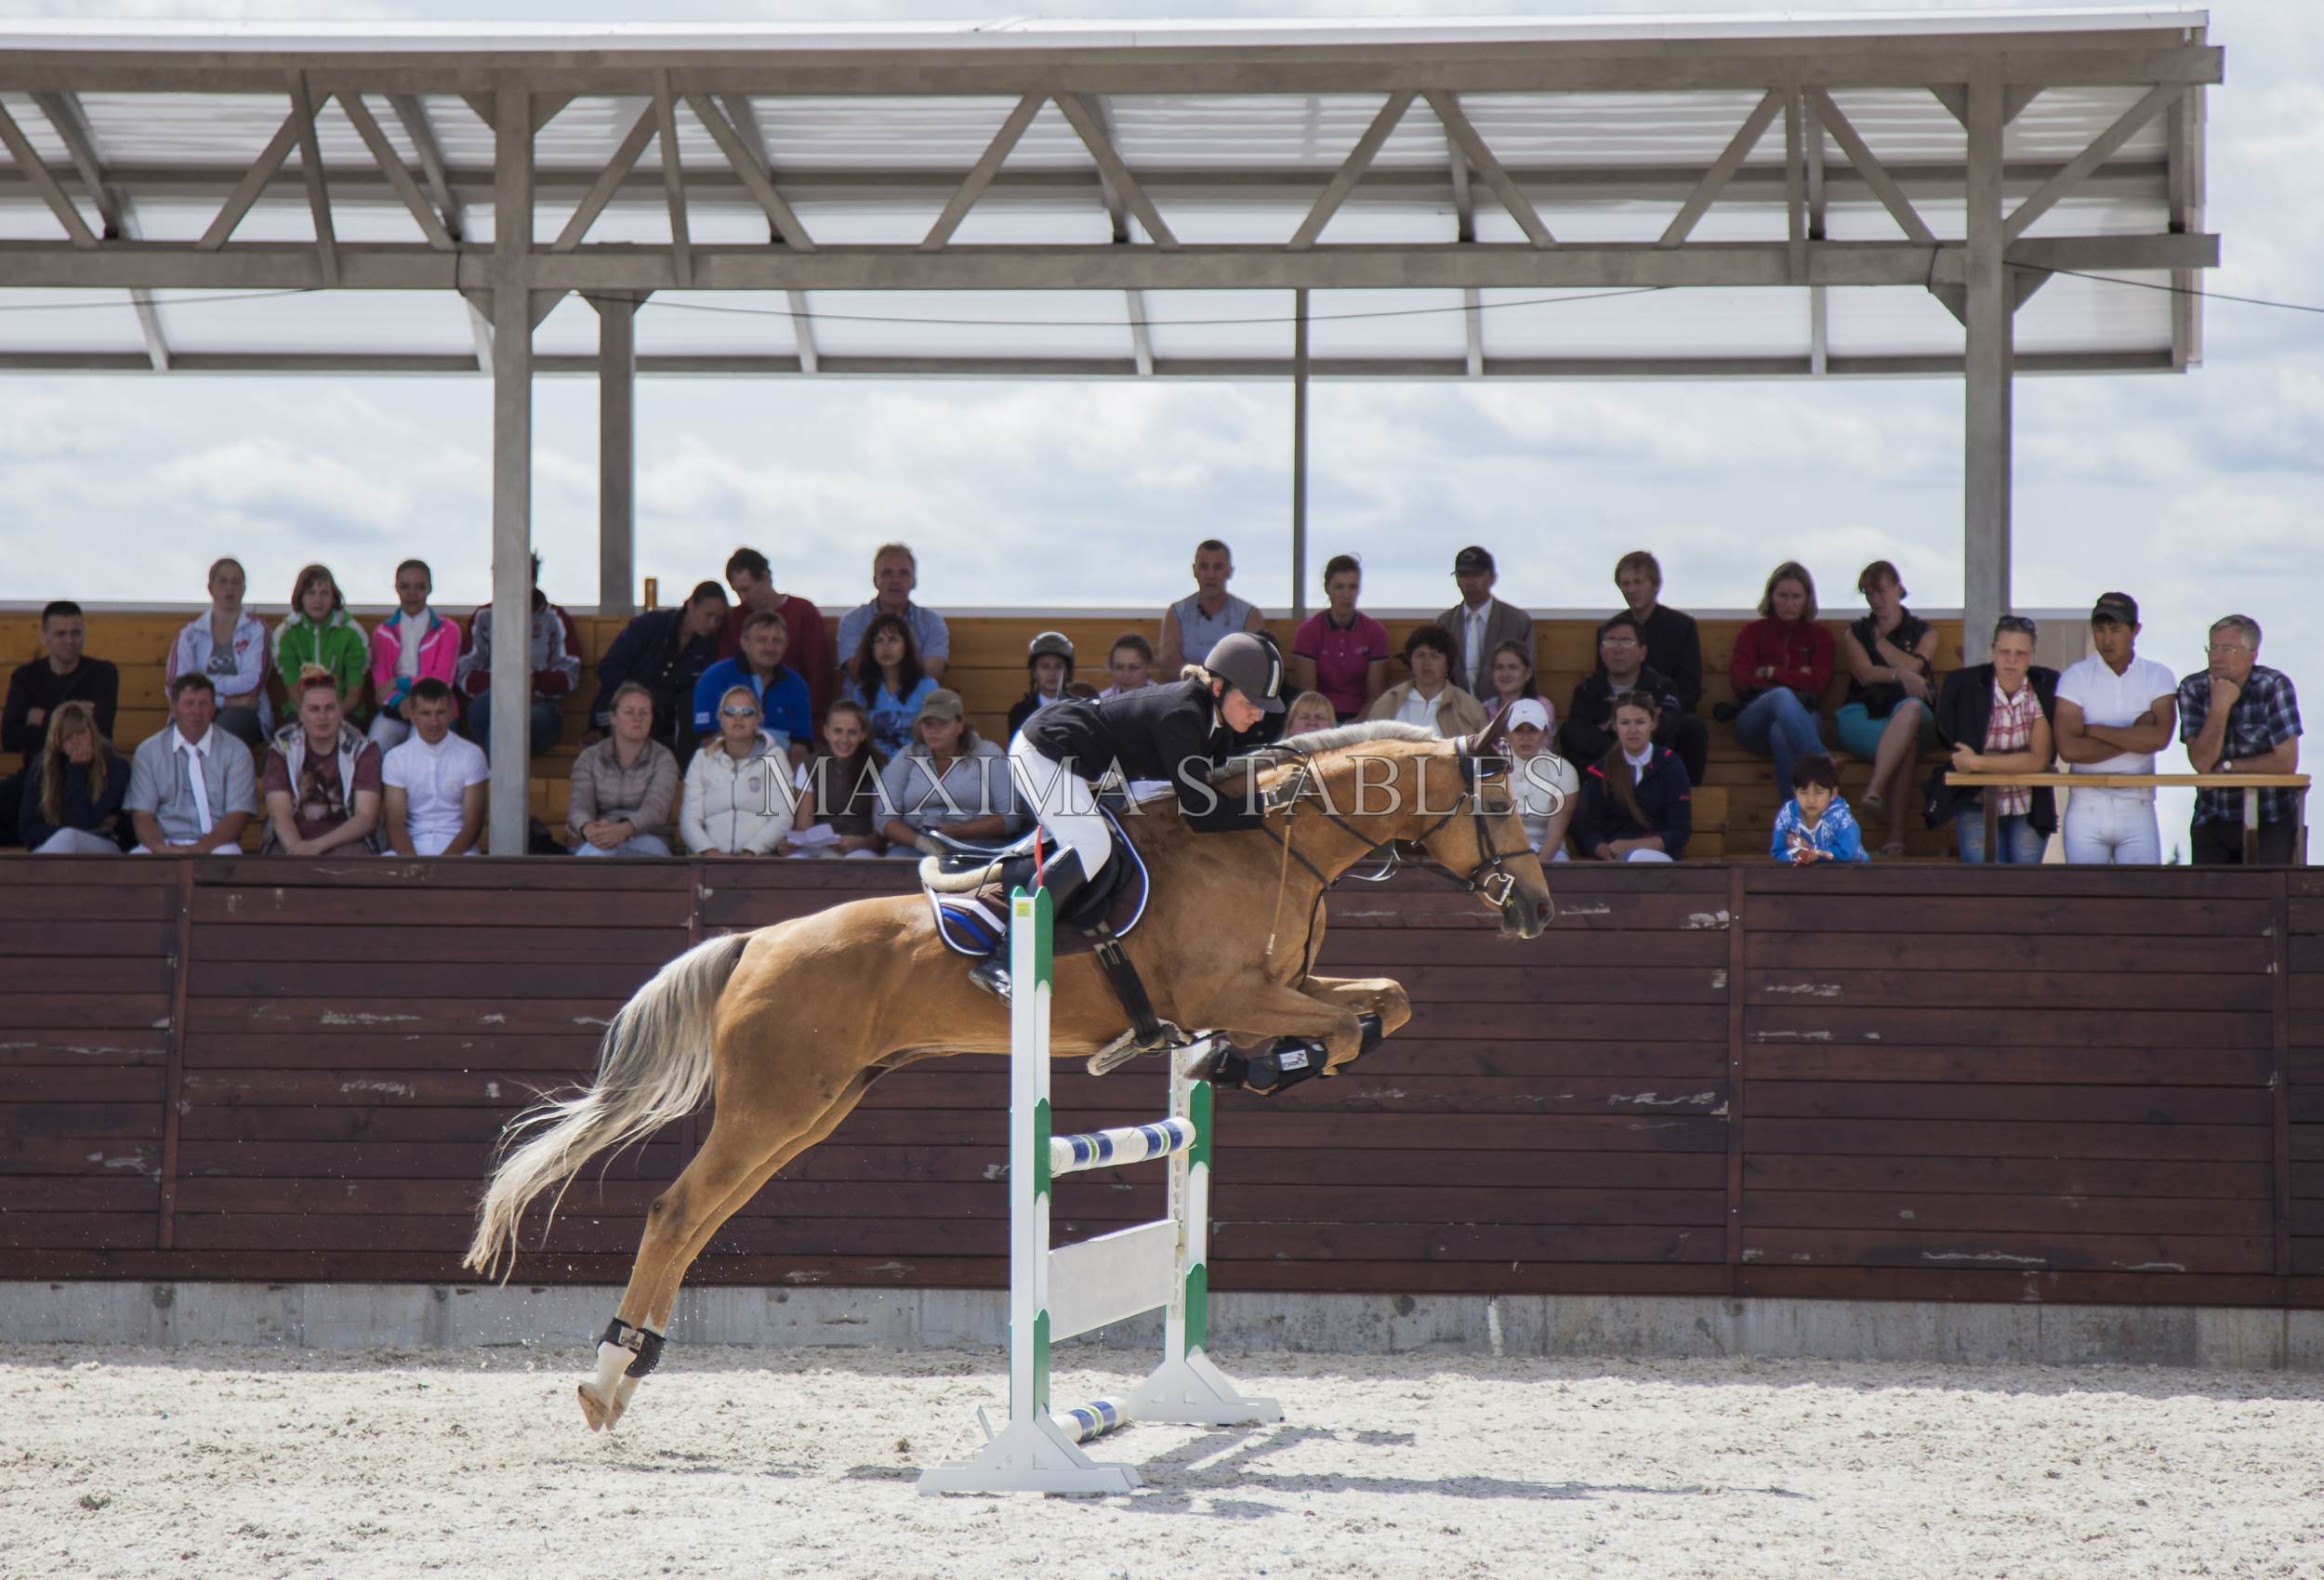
[464,718,1553,1429]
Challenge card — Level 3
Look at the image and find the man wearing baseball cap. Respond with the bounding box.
[2053,592,2179,863]
[1433,546,1535,699]
[972,631,1284,998]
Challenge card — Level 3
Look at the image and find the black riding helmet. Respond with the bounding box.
[1204,631,1286,714]
[1025,630,1075,684]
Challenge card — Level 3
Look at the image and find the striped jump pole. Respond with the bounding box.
[918,887,1279,1495]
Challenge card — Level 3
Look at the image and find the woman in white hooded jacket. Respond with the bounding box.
[680,685,800,857]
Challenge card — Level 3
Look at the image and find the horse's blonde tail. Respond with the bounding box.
[463,932,751,1281]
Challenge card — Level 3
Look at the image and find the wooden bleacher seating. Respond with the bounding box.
[0,606,1972,860]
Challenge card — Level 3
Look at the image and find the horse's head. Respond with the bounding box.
[1402,707,1554,940]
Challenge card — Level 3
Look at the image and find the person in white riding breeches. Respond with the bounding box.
[971,631,1286,998]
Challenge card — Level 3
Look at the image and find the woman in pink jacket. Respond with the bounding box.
[366,559,463,748]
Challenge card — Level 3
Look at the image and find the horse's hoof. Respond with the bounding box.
[577,1382,613,1432]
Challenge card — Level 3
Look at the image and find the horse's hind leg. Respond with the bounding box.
[580,1114,775,1430]
[581,1061,895,1431]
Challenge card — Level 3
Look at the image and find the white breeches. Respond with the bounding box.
[1008,733,1111,879]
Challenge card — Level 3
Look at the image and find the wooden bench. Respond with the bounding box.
[1,607,1959,860]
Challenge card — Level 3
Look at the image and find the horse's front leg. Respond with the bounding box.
[1297,974,1412,1066]
[1190,974,1367,1089]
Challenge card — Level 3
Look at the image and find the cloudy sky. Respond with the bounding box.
[4,0,2317,690]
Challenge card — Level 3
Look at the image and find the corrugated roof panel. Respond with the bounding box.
[787,289,1130,362]
[1459,91,1781,169]
[1306,287,1468,362]
[2013,269,2172,352]
[631,290,801,359]
[1478,285,1809,360]
[1823,284,1967,357]
[153,287,478,356]
[1141,290,1295,362]
[0,288,148,352]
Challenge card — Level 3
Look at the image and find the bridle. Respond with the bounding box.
[1257,738,1524,914]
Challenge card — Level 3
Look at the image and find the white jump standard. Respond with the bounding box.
[918,887,1280,1495]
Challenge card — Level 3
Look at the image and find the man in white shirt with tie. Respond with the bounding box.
[125,673,257,855]
[1432,545,1534,697]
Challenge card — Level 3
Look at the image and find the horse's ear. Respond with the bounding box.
[1465,700,1512,757]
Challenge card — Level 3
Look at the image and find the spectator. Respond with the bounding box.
[680,685,801,858]
[719,546,831,716]
[1289,554,1390,722]
[791,699,888,858]
[1480,639,1552,728]
[1575,690,1690,862]
[569,682,681,858]
[1770,753,1868,864]
[18,699,130,854]
[1434,545,1534,698]
[1928,615,2058,864]
[2178,614,2304,865]
[2053,592,2179,865]
[588,579,726,754]
[366,559,462,751]
[1560,613,1709,783]
[271,563,368,718]
[125,673,257,855]
[1155,538,1264,676]
[1836,560,1941,859]
[1503,697,1578,860]
[379,678,488,858]
[3,599,118,834]
[1728,560,1833,797]
[878,688,1016,852]
[1366,625,1486,739]
[165,556,271,748]
[1008,631,1075,737]
[1283,691,1338,738]
[692,610,812,761]
[456,554,580,762]
[1099,634,1155,700]
[1613,550,1704,714]
[840,611,939,758]
[260,667,383,856]
[835,543,949,683]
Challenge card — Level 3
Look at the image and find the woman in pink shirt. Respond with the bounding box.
[1288,554,1390,722]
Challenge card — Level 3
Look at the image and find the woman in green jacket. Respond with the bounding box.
[273,563,370,721]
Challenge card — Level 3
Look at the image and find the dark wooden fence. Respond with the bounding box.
[4,857,2317,1310]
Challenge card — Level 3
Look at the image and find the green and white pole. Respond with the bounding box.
[918,887,1277,1497]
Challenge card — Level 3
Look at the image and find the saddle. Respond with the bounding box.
[918,810,1151,961]
[920,811,1171,1073]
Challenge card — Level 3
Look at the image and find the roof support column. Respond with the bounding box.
[488,86,535,856]
[1961,74,2013,660]
[1290,286,1309,623]
[594,293,638,617]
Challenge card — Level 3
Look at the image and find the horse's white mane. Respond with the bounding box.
[1210,719,1442,785]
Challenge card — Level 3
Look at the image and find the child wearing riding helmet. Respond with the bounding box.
[1007,630,1076,736]
[968,631,1285,999]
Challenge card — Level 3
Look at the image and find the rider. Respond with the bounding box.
[968,630,1286,998]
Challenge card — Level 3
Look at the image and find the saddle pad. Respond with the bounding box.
[928,891,1010,958]
[923,811,1153,959]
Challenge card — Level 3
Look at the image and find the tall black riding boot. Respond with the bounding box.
[966,848,1097,1002]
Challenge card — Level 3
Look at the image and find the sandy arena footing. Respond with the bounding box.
[6,1343,2320,1579]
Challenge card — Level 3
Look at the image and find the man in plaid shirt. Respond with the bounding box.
[2177,613,2304,864]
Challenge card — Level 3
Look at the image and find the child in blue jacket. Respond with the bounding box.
[1770,753,1869,863]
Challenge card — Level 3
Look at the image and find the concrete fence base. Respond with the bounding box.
[7,1283,2323,1371]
